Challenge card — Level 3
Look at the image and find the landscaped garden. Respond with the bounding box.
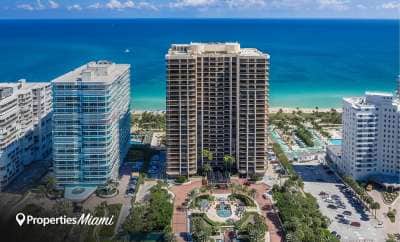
[122,182,173,241]
[96,182,118,198]
[98,203,123,238]
[382,191,399,204]
[191,208,268,242]
[187,186,267,242]
[272,176,339,242]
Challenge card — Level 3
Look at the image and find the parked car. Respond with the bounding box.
[350,221,361,227]
[327,204,337,209]
[335,214,344,219]
[343,210,352,216]
[375,221,384,228]
[338,218,350,224]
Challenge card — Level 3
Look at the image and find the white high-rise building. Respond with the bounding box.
[52,61,131,188]
[341,91,400,182]
[0,80,52,190]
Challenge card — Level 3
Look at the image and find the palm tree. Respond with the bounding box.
[202,163,212,177]
[45,176,56,191]
[223,154,235,175]
[370,202,380,218]
[365,196,373,208]
[202,149,213,163]
[249,188,257,199]
[37,185,47,198]
[229,183,237,194]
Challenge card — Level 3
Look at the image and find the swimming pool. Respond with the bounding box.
[329,139,342,145]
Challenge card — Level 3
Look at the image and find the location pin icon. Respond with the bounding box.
[16,213,25,226]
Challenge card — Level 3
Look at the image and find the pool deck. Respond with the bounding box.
[170,178,284,242]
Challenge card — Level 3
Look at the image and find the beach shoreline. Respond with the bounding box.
[131,107,342,114]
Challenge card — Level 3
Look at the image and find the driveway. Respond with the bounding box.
[368,189,400,235]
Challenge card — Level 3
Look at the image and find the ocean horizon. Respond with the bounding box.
[0,18,398,110]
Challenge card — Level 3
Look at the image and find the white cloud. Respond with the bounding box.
[356,4,367,10]
[67,4,82,11]
[35,0,45,10]
[170,0,217,8]
[17,4,35,11]
[88,2,102,9]
[380,1,400,9]
[87,0,158,10]
[271,0,311,9]
[318,0,349,11]
[136,2,159,10]
[106,0,135,9]
[226,0,266,8]
[16,0,60,11]
[48,0,59,9]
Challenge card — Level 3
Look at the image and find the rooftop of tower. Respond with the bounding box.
[167,42,269,58]
[52,60,130,84]
[343,91,399,110]
[0,80,50,100]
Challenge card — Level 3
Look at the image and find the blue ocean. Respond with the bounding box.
[0,19,398,110]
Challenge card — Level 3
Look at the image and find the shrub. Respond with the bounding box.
[295,126,314,147]
[175,176,188,184]
[228,193,256,207]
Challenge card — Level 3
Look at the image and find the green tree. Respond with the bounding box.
[123,204,147,233]
[249,188,257,199]
[202,149,213,162]
[223,154,235,174]
[191,217,212,242]
[370,202,380,218]
[246,215,268,242]
[202,163,212,177]
[45,176,56,192]
[365,196,374,208]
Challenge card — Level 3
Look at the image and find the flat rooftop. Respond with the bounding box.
[0,80,50,100]
[167,42,269,58]
[52,60,130,84]
[343,91,399,109]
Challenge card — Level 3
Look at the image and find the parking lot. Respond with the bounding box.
[293,160,386,242]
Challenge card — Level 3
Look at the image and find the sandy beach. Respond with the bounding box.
[132,108,342,114]
[269,107,342,114]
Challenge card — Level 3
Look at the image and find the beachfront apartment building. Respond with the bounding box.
[340,91,400,185]
[52,61,130,188]
[0,80,52,191]
[166,43,269,177]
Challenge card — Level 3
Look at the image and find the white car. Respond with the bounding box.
[375,221,384,228]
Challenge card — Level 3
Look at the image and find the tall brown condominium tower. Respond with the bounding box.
[166,43,270,177]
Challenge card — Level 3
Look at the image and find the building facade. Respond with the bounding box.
[166,43,269,177]
[0,80,52,190]
[52,61,130,187]
[341,91,400,181]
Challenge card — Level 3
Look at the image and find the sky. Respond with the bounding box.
[0,0,399,19]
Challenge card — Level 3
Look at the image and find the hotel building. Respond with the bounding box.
[52,61,130,187]
[0,80,52,190]
[340,90,400,182]
[166,43,269,177]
